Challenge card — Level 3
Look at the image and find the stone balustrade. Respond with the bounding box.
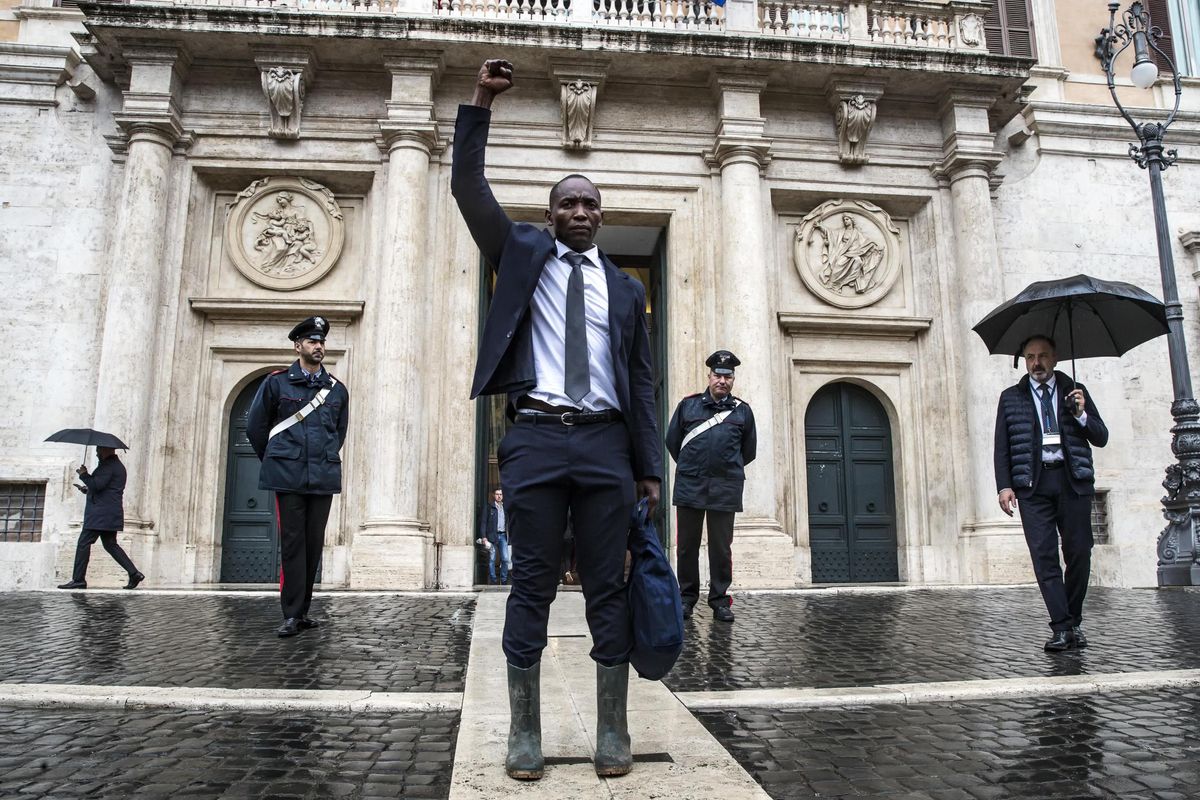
[131,0,990,52]
[759,2,848,40]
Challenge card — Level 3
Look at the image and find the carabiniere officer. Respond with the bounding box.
[246,316,349,638]
[665,350,757,623]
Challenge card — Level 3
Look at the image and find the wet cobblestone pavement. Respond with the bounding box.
[696,690,1200,800]
[0,707,458,799]
[666,587,1200,692]
[0,593,473,692]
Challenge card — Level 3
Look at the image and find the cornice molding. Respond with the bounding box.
[777,311,932,340]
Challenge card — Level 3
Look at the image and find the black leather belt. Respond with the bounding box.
[515,409,623,426]
[1042,461,1064,470]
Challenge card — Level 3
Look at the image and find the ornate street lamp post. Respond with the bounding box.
[1097,2,1197,585]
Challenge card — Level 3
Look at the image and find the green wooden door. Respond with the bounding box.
[805,382,899,583]
[219,376,279,583]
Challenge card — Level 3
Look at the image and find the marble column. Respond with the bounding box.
[93,44,188,548]
[707,72,793,587]
[350,52,443,589]
[934,91,1015,578]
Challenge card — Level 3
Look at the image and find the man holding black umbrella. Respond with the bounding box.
[58,446,144,590]
[994,335,1109,652]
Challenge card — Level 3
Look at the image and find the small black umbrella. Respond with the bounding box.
[45,429,129,450]
[972,274,1169,380]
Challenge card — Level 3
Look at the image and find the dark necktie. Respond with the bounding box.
[562,251,590,404]
[1038,384,1058,434]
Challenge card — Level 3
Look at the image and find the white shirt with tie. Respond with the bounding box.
[1031,375,1088,464]
[525,240,619,412]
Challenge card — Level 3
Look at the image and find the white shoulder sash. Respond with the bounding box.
[268,377,338,440]
[680,399,741,451]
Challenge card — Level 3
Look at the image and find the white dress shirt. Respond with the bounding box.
[525,240,619,411]
[1031,376,1087,464]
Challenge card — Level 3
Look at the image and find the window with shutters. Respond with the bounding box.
[1146,0,1179,73]
[983,0,1036,58]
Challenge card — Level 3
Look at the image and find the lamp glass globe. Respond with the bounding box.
[1131,59,1160,89]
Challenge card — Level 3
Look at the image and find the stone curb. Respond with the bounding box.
[738,583,1041,596]
[30,589,476,598]
[677,669,1200,710]
[0,683,463,713]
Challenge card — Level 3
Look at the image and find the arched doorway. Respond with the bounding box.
[219,376,278,583]
[805,382,899,583]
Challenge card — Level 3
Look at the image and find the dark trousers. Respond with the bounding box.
[499,419,635,669]
[71,528,137,582]
[1018,466,1093,631]
[275,492,332,621]
[676,507,735,610]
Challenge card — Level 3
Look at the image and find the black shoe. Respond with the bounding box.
[1072,626,1088,648]
[298,617,319,630]
[57,581,87,590]
[277,618,301,638]
[713,606,735,623]
[1043,630,1075,652]
[682,605,694,620]
[123,572,144,590]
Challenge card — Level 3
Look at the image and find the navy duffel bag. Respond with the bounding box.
[627,499,684,681]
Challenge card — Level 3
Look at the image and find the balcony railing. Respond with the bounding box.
[130,0,992,52]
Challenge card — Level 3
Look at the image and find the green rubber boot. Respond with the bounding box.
[505,661,544,780]
[595,662,633,777]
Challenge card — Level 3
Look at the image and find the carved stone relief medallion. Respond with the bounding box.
[225,176,345,291]
[959,13,984,48]
[794,199,902,309]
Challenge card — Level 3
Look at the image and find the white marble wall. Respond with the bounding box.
[2,10,1198,592]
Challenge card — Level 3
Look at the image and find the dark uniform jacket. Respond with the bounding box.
[666,391,757,512]
[80,454,126,531]
[246,362,349,495]
[994,370,1108,498]
[451,104,663,483]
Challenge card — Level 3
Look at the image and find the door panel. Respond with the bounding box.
[220,376,279,583]
[806,383,899,582]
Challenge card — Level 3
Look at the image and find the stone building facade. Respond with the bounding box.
[1,0,1198,590]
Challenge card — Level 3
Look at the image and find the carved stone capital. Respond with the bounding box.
[550,59,608,150]
[377,50,443,156]
[253,47,318,141]
[704,136,773,172]
[826,78,885,166]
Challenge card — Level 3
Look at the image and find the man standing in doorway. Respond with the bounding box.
[995,335,1108,652]
[665,350,757,623]
[58,446,144,590]
[478,488,511,585]
[247,316,349,639]
[452,58,662,781]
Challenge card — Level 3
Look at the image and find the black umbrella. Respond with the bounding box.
[972,274,1169,380]
[45,428,129,450]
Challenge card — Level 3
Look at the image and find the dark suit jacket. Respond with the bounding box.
[451,104,663,482]
[80,455,126,531]
[480,503,505,546]
[994,370,1109,498]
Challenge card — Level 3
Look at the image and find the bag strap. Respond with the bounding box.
[268,377,338,440]
[679,399,741,451]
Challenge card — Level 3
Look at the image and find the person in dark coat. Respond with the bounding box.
[995,335,1108,652]
[453,59,662,782]
[58,447,144,590]
[477,488,510,584]
[246,316,349,638]
[666,350,757,623]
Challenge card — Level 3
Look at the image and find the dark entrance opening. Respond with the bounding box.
[472,224,669,585]
[805,382,899,583]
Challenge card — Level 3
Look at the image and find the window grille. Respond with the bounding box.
[1091,490,1110,545]
[0,483,46,543]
